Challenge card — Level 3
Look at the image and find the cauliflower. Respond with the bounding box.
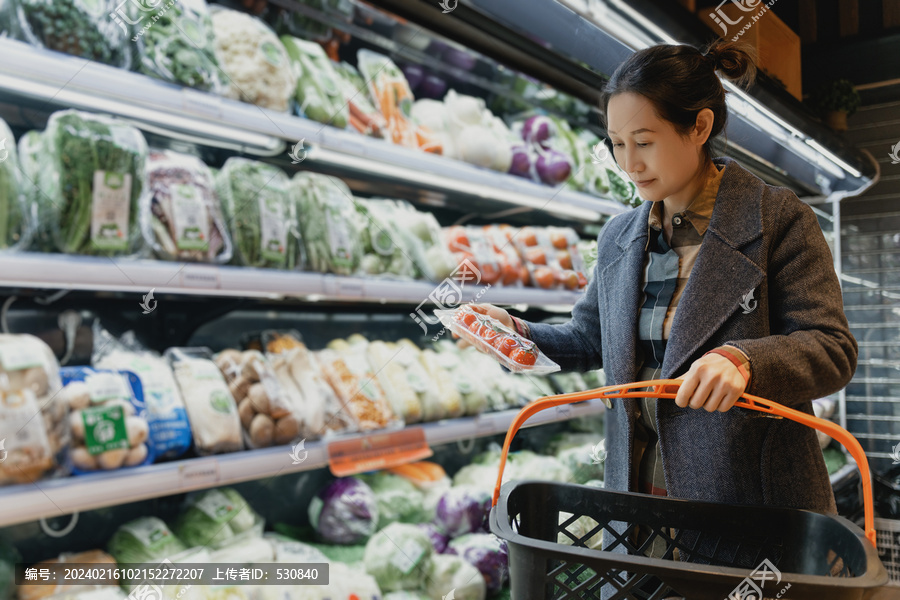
[211,9,296,112]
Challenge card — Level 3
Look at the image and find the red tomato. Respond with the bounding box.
[460,311,478,327]
[532,266,555,289]
[550,230,569,250]
[468,318,484,335]
[560,270,580,290]
[480,327,501,346]
[510,347,537,366]
[496,336,520,356]
[557,250,573,270]
[520,227,539,247]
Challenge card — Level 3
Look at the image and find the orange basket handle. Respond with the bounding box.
[491,379,876,549]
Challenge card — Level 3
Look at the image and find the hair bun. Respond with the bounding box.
[704,40,757,86]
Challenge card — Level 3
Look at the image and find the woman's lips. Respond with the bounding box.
[635,179,655,188]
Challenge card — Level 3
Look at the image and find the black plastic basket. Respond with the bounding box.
[489,380,889,600]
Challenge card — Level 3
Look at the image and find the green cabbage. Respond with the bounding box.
[425,554,486,600]
[108,517,187,589]
[359,472,427,529]
[171,487,262,549]
[364,523,433,592]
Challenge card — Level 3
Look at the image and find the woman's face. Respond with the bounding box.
[607,92,711,204]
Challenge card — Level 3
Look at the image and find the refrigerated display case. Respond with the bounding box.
[0,0,878,598]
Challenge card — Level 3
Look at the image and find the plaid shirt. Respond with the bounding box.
[632,165,750,500]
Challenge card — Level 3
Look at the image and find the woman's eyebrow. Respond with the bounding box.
[607,128,655,135]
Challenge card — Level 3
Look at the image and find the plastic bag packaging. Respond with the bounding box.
[393,339,444,422]
[354,199,417,279]
[10,0,132,67]
[385,201,456,282]
[433,341,488,417]
[483,224,528,287]
[281,35,348,129]
[133,0,227,94]
[0,334,68,486]
[216,158,304,270]
[60,366,154,473]
[42,110,147,256]
[444,226,504,287]
[16,130,50,251]
[213,349,300,448]
[211,7,295,112]
[436,306,560,374]
[357,49,441,153]
[165,347,243,455]
[172,487,264,550]
[92,325,191,459]
[332,61,386,138]
[17,550,117,600]
[264,331,354,439]
[317,342,398,432]
[141,150,232,264]
[290,172,362,276]
[366,340,422,424]
[0,120,30,251]
[418,349,463,419]
[512,225,588,290]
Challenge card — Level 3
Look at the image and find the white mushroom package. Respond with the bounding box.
[60,367,154,473]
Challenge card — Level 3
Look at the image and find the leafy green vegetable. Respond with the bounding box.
[134,0,226,93]
[17,129,53,251]
[363,522,433,592]
[216,158,303,270]
[43,110,147,255]
[823,446,847,475]
[281,35,348,128]
[354,199,417,278]
[0,118,27,250]
[290,172,362,275]
[14,0,131,67]
[172,487,263,549]
[108,517,187,589]
[359,471,427,528]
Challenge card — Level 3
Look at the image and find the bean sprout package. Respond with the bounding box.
[0,334,69,486]
[60,367,154,473]
[165,347,243,455]
[435,306,560,374]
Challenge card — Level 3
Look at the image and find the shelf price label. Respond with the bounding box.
[181,89,224,120]
[327,428,432,477]
[178,458,220,489]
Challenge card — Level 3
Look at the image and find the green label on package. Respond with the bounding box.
[194,489,235,522]
[91,171,132,251]
[82,404,129,455]
[121,518,173,550]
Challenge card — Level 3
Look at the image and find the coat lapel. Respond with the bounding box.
[600,202,651,386]
[662,158,766,377]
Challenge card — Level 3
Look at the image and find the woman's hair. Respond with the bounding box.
[602,40,757,160]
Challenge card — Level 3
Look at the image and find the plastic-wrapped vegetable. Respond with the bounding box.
[11,0,131,67]
[141,150,232,264]
[432,341,488,417]
[0,118,29,250]
[332,61,386,138]
[165,347,243,455]
[446,534,509,595]
[17,130,53,251]
[355,199,417,279]
[434,486,492,538]
[367,340,422,424]
[309,477,379,545]
[419,349,463,419]
[359,472,427,529]
[60,367,153,473]
[363,522,433,592]
[394,340,444,423]
[513,226,588,291]
[16,550,118,600]
[216,158,303,270]
[172,487,263,549]
[42,110,147,256]
[92,326,192,460]
[281,36,347,129]
[0,334,68,486]
[211,8,295,112]
[385,201,456,282]
[214,349,299,448]
[425,554,486,600]
[134,0,226,94]
[290,172,362,276]
[317,340,398,431]
[107,517,187,588]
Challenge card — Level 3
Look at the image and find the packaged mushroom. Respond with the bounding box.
[60,367,154,473]
[0,334,69,486]
[166,348,243,455]
[213,349,300,448]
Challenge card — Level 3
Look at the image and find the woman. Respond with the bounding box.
[469,41,856,536]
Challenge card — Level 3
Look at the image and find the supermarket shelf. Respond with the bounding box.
[0,398,607,527]
[0,253,584,306]
[0,39,625,224]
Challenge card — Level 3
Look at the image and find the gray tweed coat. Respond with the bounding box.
[527,157,856,513]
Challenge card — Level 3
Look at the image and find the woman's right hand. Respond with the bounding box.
[454,304,515,349]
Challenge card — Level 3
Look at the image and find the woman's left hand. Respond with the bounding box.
[674,353,747,412]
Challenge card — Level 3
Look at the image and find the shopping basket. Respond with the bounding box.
[489,380,889,600]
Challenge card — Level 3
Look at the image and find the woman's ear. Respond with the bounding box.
[693,108,715,146]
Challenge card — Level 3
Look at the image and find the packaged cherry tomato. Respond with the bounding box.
[482,224,528,287]
[514,226,589,291]
[443,226,504,286]
[434,306,560,374]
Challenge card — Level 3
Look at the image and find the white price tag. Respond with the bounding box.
[336,278,364,298]
[178,458,220,489]
[180,266,221,289]
[181,89,224,119]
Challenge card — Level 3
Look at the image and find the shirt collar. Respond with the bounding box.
[647,165,724,237]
